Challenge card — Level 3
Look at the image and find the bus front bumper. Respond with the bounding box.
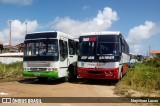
[77,67,119,80]
[22,71,59,78]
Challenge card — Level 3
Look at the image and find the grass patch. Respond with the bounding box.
[0,62,24,82]
[115,57,160,96]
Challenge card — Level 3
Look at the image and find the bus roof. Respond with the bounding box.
[81,31,121,36]
[27,31,63,34]
[26,31,77,40]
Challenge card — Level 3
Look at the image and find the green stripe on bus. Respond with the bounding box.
[22,71,59,78]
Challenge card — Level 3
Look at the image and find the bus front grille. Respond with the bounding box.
[27,62,50,67]
[30,68,46,72]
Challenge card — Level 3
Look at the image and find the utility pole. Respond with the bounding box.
[149,44,150,58]
[9,20,12,46]
[25,22,27,35]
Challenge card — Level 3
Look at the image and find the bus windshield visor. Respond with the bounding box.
[24,39,58,57]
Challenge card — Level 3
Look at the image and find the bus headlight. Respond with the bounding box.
[24,68,30,71]
[46,68,52,72]
[47,68,52,71]
[46,68,58,71]
[110,70,114,75]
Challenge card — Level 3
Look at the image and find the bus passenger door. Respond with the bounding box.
[59,39,68,77]
[68,39,78,65]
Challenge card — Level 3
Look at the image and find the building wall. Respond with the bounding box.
[150,50,160,58]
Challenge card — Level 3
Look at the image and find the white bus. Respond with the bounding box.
[77,31,130,80]
[23,31,78,81]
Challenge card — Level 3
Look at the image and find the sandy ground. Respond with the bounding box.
[0,78,159,106]
[0,78,118,97]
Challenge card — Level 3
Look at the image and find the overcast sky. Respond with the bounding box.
[0,0,160,55]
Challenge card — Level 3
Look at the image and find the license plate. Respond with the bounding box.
[34,73,41,77]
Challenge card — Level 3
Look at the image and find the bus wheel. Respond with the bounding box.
[115,71,123,83]
[68,65,77,82]
[37,77,48,82]
[119,71,123,80]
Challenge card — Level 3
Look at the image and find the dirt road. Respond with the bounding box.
[0,78,118,97]
[0,78,157,106]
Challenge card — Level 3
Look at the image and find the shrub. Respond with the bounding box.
[144,57,160,67]
[0,62,23,81]
[116,58,160,95]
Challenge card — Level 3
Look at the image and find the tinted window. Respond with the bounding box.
[59,40,68,61]
[25,32,57,39]
[98,35,118,42]
[24,39,58,57]
[80,41,96,56]
[97,43,119,55]
[68,39,75,55]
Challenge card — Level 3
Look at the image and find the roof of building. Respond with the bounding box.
[150,50,160,54]
[3,44,18,49]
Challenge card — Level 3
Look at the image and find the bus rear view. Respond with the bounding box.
[77,31,130,80]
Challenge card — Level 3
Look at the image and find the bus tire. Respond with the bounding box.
[62,77,69,82]
[119,71,123,80]
[115,70,123,83]
[68,65,77,82]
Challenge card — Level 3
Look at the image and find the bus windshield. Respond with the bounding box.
[79,35,119,56]
[24,39,58,57]
[80,41,96,56]
[97,42,119,55]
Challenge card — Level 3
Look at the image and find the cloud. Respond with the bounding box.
[51,7,118,36]
[0,0,34,5]
[82,5,90,10]
[0,20,38,45]
[126,21,160,54]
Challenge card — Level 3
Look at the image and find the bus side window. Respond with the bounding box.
[119,37,122,54]
[59,40,68,61]
[76,41,79,55]
[121,39,125,52]
[68,39,75,55]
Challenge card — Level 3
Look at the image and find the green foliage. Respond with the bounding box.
[144,57,160,67]
[0,62,23,81]
[116,58,160,95]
